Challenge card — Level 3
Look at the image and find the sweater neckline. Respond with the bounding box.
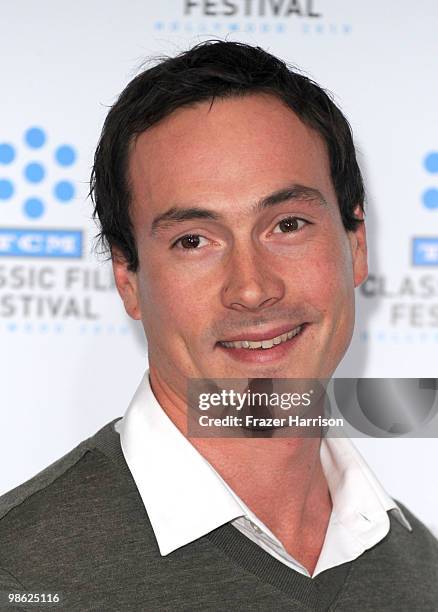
[206,523,352,610]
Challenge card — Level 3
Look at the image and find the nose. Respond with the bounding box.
[221,243,285,312]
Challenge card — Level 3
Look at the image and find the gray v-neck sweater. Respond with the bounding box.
[1,418,437,611]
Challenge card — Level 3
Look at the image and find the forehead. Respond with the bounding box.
[128,93,335,220]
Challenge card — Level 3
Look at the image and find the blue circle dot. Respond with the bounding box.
[24,162,45,183]
[25,127,46,149]
[0,179,14,199]
[55,145,76,166]
[54,180,75,202]
[0,144,15,164]
[24,197,45,218]
[425,152,438,174]
[422,188,438,210]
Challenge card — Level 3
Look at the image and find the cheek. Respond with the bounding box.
[136,253,214,338]
[316,246,353,305]
[274,233,354,308]
[306,239,356,351]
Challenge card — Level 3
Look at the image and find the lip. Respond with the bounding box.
[218,322,305,344]
[216,323,309,364]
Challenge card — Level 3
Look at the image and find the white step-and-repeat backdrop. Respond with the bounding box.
[1,1,437,533]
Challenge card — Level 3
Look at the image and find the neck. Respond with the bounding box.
[149,365,332,575]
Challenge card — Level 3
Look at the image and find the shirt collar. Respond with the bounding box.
[118,371,245,555]
[117,371,411,558]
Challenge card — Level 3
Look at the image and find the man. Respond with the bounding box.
[1,40,437,611]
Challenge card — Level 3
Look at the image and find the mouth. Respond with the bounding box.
[216,323,308,364]
[219,324,304,349]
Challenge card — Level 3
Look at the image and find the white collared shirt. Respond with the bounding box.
[115,371,411,578]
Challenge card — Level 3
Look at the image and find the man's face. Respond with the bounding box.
[114,93,367,392]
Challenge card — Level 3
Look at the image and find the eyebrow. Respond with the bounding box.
[150,183,327,236]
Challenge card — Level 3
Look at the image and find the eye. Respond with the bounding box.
[272,216,308,234]
[171,234,209,250]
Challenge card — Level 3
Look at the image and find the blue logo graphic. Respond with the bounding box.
[412,238,438,266]
[0,143,15,164]
[422,152,438,210]
[54,180,75,201]
[0,127,77,219]
[25,127,46,148]
[24,162,45,183]
[55,145,76,166]
[0,179,14,199]
[24,198,45,219]
[0,228,83,258]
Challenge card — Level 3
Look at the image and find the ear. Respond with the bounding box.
[347,205,368,288]
[112,248,141,320]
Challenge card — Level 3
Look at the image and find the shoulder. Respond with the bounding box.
[360,499,438,583]
[0,418,123,523]
[337,503,438,610]
[1,435,90,524]
[393,500,438,564]
[0,418,134,588]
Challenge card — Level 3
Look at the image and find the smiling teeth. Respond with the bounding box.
[221,325,303,350]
